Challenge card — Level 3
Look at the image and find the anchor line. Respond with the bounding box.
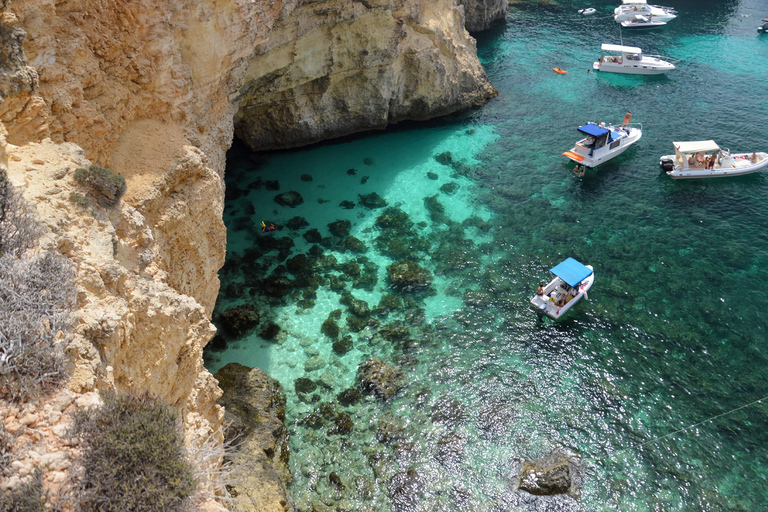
[637,395,768,448]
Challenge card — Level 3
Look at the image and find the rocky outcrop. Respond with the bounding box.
[215,363,292,512]
[233,0,497,151]
[459,0,508,32]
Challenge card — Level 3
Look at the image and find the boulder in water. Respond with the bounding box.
[274,190,304,207]
[517,448,583,496]
[219,304,260,337]
[387,259,433,292]
[358,358,406,400]
[389,469,424,511]
[359,192,387,209]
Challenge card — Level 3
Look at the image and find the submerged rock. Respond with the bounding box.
[389,469,424,511]
[219,304,260,337]
[344,236,366,253]
[359,192,387,209]
[328,219,352,238]
[333,335,353,355]
[358,358,406,400]
[517,448,583,497]
[340,200,356,209]
[387,260,433,292]
[303,228,322,244]
[286,216,310,230]
[274,190,304,207]
[260,321,282,341]
[295,377,317,394]
[327,412,354,436]
[376,207,414,231]
[436,432,466,467]
[337,387,362,406]
[322,317,340,339]
[377,412,408,444]
[440,181,459,195]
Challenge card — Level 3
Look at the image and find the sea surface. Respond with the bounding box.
[206,1,768,510]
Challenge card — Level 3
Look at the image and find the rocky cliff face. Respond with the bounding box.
[233,0,497,151]
[0,0,499,506]
[460,0,508,32]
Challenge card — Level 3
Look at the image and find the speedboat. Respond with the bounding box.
[621,14,668,29]
[660,140,768,179]
[593,44,676,75]
[759,18,768,33]
[530,258,594,320]
[614,0,676,23]
[563,122,642,169]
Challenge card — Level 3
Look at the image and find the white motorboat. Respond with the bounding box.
[660,140,768,179]
[563,122,642,169]
[531,258,594,320]
[621,14,668,29]
[758,18,768,33]
[593,44,676,75]
[614,0,676,23]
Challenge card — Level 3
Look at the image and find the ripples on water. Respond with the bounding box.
[208,0,768,510]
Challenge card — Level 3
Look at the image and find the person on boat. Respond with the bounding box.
[556,295,567,307]
[537,283,545,296]
[695,152,706,166]
[621,111,632,129]
[706,152,717,169]
[750,152,758,163]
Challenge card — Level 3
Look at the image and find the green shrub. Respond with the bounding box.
[73,165,126,207]
[69,391,196,512]
[68,191,89,209]
[0,467,49,512]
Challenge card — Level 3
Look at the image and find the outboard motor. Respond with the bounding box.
[660,157,675,172]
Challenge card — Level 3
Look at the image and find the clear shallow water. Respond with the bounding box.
[207,1,768,510]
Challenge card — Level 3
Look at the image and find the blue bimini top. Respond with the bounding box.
[550,257,593,287]
[577,124,611,138]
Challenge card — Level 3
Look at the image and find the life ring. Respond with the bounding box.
[553,67,567,74]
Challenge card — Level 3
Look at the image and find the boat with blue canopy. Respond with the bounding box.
[530,257,595,320]
[563,121,642,170]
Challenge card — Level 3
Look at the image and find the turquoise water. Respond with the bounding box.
[207,1,768,510]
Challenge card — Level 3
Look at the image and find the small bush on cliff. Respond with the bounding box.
[0,172,76,402]
[0,467,51,512]
[0,169,40,258]
[73,164,126,207]
[69,390,196,512]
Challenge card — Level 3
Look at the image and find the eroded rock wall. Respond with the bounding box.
[234,0,497,151]
[460,0,507,32]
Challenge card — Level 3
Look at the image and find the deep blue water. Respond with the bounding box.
[208,1,768,510]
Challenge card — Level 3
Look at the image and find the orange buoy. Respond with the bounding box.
[553,67,567,74]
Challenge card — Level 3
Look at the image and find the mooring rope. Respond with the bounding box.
[637,395,768,448]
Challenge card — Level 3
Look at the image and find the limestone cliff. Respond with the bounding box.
[460,0,508,32]
[233,0,498,151]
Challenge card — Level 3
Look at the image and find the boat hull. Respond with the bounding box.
[661,152,768,179]
[530,266,595,320]
[593,61,674,75]
[621,21,667,29]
